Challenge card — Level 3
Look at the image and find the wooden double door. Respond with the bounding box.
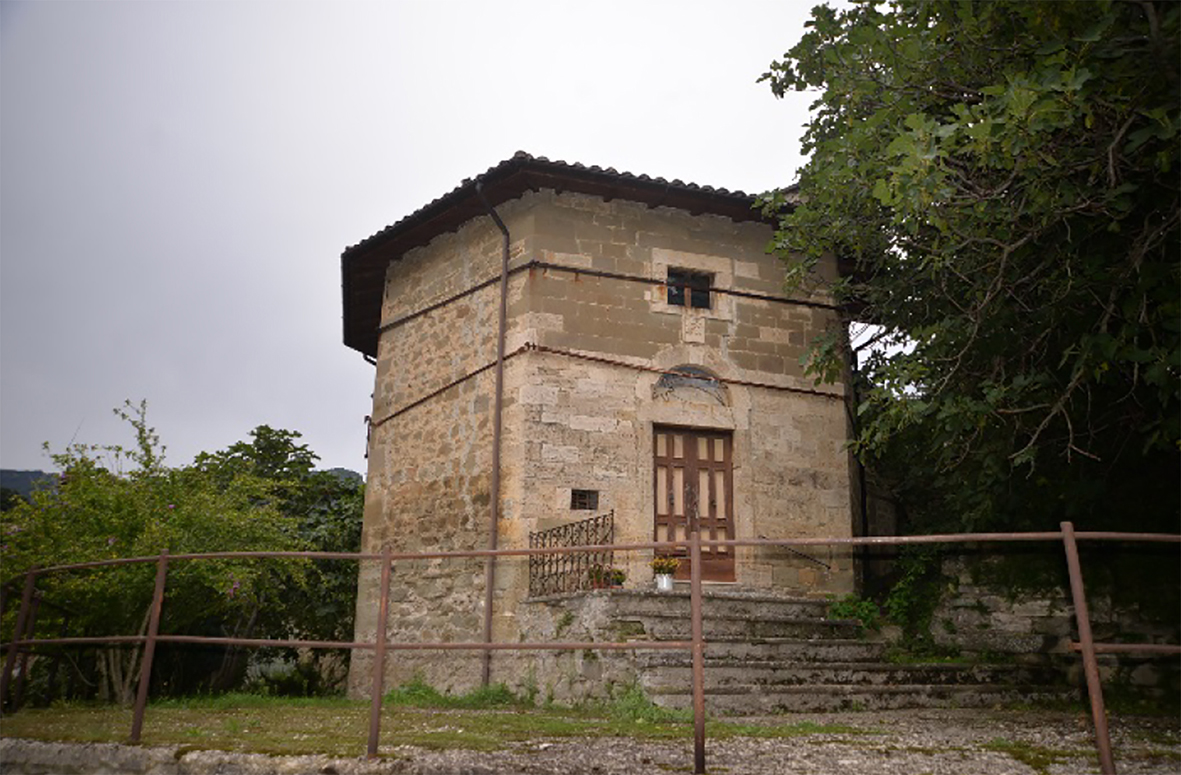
[653,427,735,582]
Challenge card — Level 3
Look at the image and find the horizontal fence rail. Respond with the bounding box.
[1,524,1178,774]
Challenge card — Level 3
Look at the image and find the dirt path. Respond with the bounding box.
[3,708,1178,774]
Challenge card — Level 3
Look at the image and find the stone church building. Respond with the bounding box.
[340,153,857,697]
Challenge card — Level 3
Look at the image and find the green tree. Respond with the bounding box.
[1,402,302,705]
[762,1,1179,532]
[192,426,363,692]
[0,487,24,512]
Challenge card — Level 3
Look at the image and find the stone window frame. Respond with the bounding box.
[570,489,600,511]
[649,248,734,322]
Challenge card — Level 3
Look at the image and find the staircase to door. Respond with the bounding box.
[578,590,1074,713]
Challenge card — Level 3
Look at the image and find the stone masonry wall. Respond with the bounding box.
[351,189,857,698]
[349,199,535,696]
[501,191,855,598]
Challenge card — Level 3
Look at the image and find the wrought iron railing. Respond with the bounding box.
[527,510,614,596]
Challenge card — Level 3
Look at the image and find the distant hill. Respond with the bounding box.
[1,469,56,500]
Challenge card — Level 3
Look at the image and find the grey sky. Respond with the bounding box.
[1,1,819,475]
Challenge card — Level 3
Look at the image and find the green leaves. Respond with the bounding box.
[1,404,364,697]
[761,0,1180,534]
[1,404,302,632]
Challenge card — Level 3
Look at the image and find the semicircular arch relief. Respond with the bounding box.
[652,365,730,407]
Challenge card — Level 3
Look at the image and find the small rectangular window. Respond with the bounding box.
[570,489,599,510]
[667,268,712,309]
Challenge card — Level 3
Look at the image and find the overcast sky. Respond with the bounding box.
[1,1,822,476]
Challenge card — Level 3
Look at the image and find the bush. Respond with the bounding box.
[827,594,881,631]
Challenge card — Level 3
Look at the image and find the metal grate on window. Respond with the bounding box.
[570,489,599,510]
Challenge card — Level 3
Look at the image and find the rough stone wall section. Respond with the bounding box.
[350,202,534,696]
[934,557,1180,695]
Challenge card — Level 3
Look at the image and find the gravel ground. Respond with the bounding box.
[3,708,1179,774]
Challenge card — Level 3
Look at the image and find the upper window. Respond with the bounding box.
[667,268,712,309]
[649,249,733,324]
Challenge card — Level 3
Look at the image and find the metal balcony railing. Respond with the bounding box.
[527,510,614,596]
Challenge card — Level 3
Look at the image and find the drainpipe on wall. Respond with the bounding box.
[845,332,871,590]
[476,178,510,687]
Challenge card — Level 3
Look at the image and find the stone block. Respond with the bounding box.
[1032,616,1073,637]
[548,251,593,269]
[541,443,581,463]
[734,260,760,279]
[681,314,706,343]
[568,415,619,433]
[1011,599,1055,617]
[1130,663,1162,687]
[519,384,559,406]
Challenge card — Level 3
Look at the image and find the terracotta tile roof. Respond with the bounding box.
[341,151,778,357]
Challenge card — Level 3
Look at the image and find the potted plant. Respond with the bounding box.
[588,564,607,589]
[651,556,680,592]
[589,564,625,589]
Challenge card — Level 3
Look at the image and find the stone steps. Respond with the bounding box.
[602,589,863,641]
[607,589,832,621]
[647,681,1076,714]
[635,637,889,663]
[621,616,861,641]
[596,589,1072,713]
[636,656,1063,689]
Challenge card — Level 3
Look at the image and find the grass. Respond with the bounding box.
[6,694,1177,770]
[152,692,358,710]
[384,676,530,710]
[0,683,884,757]
[1102,685,1181,717]
[719,719,880,738]
[0,701,374,757]
[883,645,968,665]
[983,737,1075,775]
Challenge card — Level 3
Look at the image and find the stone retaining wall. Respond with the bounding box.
[933,556,1180,697]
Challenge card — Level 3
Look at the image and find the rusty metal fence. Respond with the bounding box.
[528,510,615,596]
[2,523,1179,775]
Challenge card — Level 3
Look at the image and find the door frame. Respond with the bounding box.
[652,425,735,582]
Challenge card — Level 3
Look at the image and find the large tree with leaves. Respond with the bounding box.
[192,426,363,692]
[1,402,304,705]
[2,406,363,704]
[762,1,1179,532]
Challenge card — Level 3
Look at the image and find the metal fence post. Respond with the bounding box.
[46,614,71,705]
[1061,521,1116,775]
[367,547,393,758]
[690,531,706,774]
[1,568,38,710]
[129,550,169,744]
[13,593,42,709]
